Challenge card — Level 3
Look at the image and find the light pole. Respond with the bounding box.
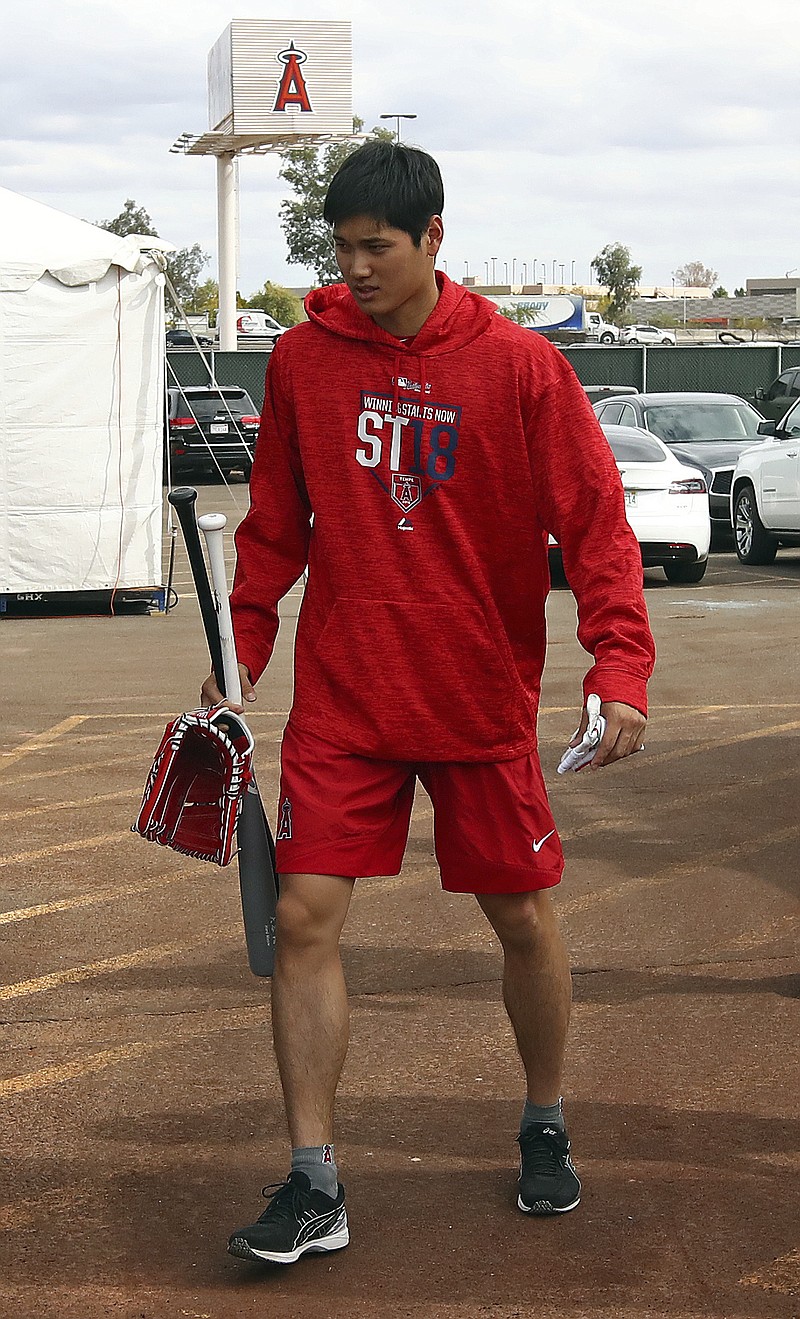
[521,262,527,284]
[491,257,497,285]
[559,263,565,286]
[532,259,537,284]
[552,259,557,284]
[571,260,576,285]
[464,259,470,279]
[379,113,417,142]
[503,261,509,284]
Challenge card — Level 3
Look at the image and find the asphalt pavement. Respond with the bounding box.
[1,481,798,1319]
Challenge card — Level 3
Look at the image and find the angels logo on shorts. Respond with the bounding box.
[277,797,293,840]
[356,386,462,527]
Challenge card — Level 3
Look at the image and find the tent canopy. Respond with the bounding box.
[0,187,173,291]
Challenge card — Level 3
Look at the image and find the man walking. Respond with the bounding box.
[202,141,655,1264]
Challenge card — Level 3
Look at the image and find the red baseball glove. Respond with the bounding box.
[133,706,254,866]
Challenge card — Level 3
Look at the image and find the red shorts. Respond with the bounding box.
[274,722,564,894]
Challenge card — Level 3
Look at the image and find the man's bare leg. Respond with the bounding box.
[227,873,354,1263]
[476,889,572,1103]
[477,887,580,1214]
[271,873,355,1147]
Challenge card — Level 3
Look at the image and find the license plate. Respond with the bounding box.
[210,423,229,434]
[624,489,637,506]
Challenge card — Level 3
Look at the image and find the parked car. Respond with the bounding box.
[236,311,288,344]
[747,368,800,421]
[165,386,260,480]
[582,385,639,403]
[592,392,765,531]
[550,424,709,584]
[730,397,800,563]
[166,328,214,348]
[621,324,677,346]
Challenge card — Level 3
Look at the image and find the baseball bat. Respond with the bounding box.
[167,488,276,977]
[197,512,278,979]
[167,488,225,694]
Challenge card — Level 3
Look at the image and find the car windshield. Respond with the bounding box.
[643,403,761,443]
[606,433,667,463]
[179,390,252,419]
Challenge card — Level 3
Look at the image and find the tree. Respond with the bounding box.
[243,281,303,325]
[591,243,642,321]
[278,118,394,285]
[496,304,539,326]
[712,286,729,298]
[734,287,746,298]
[97,199,210,313]
[194,279,219,325]
[165,243,210,310]
[732,315,768,340]
[98,198,158,237]
[673,260,718,288]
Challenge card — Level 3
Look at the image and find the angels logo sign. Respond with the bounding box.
[274,41,313,113]
[356,385,462,525]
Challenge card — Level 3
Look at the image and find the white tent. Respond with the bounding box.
[0,187,173,613]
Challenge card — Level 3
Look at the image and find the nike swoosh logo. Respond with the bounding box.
[532,830,555,853]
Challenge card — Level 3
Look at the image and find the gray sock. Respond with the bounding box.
[520,1097,565,1133]
[291,1144,338,1198]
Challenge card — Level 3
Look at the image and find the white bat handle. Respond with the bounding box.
[197,512,242,705]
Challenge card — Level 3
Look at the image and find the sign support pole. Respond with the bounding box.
[216,152,238,352]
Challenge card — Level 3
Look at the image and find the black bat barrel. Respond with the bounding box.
[168,487,226,694]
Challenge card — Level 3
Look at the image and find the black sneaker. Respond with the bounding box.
[227,1171,349,1265]
[517,1123,581,1215]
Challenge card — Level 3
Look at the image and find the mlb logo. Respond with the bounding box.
[391,474,422,511]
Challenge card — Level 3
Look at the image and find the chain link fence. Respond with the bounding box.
[167,344,800,414]
[563,344,800,397]
[166,350,271,410]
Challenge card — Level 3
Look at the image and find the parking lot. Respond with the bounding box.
[1,481,798,1319]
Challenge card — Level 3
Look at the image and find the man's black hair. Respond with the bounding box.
[323,140,444,246]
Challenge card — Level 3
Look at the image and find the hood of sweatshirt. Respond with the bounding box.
[304,270,496,357]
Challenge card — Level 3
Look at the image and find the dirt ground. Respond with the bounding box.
[1,484,798,1319]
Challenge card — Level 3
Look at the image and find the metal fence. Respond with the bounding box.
[562,344,800,396]
[167,343,800,413]
[166,350,271,411]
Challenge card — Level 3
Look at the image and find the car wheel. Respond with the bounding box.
[627,337,639,345]
[661,338,674,345]
[734,484,778,564]
[599,332,615,344]
[663,559,707,583]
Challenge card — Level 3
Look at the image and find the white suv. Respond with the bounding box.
[730,397,800,563]
[621,324,677,346]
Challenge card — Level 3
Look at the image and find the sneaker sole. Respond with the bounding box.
[517,1193,581,1215]
[227,1226,350,1265]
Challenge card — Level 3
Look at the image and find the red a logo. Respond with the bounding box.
[274,42,313,113]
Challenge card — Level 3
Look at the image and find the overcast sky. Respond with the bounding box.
[2,0,797,298]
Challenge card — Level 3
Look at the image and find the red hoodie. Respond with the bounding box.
[231,272,655,762]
